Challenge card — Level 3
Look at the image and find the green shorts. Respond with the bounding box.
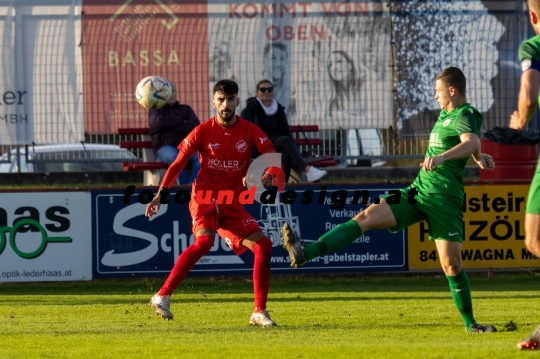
[526,159,540,215]
[384,187,464,242]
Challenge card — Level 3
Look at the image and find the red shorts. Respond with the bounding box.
[188,199,261,255]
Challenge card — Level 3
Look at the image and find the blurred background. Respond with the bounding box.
[0,0,535,172]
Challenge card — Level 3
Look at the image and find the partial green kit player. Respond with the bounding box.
[509,0,540,350]
[282,67,497,333]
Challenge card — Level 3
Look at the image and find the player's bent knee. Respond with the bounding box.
[253,236,272,256]
[441,262,462,276]
[525,214,540,257]
[354,201,396,231]
[251,237,272,268]
[195,235,215,253]
[196,228,216,237]
[525,236,540,257]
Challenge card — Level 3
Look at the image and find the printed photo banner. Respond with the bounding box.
[393,0,527,138]
[207,0,393,129]
[81,0,392,133]
[82,0,210,133]
[0,2,84,145]
[0,1,525,143]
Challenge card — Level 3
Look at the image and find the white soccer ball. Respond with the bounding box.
[135,76,172,109]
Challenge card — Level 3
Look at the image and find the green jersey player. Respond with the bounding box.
[509,0,540,350]
[282,67,497,333]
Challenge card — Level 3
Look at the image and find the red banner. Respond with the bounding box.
[82,0,209,133]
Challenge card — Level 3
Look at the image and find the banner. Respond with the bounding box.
[2,1,527,142]
[208,0,392,129]
[82,0,210,133]
[408,185,540,270]
[82,0,392,132]
[0,192,92,282]
[0,2,84,145]
[393,1,528,138]
[92,184,407,277]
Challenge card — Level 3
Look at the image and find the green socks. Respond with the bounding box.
[447,270,475,330]
[304,220,363,261]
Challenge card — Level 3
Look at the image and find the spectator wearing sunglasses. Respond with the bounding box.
[241,79,327,183]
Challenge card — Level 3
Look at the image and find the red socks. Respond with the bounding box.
[158,234,272,313]
[251,237,272,312]
[158,235,214,296]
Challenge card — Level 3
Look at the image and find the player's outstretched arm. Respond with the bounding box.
[145,193,162,218]
[510,68,540,129]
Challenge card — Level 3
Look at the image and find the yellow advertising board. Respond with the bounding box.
[408,185,540,269]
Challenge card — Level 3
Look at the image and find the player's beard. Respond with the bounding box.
[219,110,235,123]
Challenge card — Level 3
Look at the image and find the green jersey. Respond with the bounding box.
[411,103,483,199]
[519,34,540,103]
[519,34,540,215]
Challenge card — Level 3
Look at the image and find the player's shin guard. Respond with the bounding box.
[304,220,362,261]
[447,269,475,330]
[251,236,272,312]
[158,235,214,296]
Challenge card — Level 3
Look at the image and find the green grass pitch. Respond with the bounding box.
[0,272,539,359]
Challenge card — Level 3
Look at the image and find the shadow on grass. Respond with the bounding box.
[2,291,538,307]
[0,272,539,299]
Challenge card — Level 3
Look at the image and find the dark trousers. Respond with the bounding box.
[272,136,308,182]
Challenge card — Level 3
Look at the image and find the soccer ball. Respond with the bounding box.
[135,76,172,109]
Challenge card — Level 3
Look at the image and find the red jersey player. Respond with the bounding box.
[145,79,278,327]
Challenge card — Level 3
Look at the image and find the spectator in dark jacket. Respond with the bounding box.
[240,79,327,183]
[148,81,201,184]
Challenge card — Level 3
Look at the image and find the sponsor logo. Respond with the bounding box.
[429,133,442,147]
[109,0,179,31]
[0,205,72,259]
[207,158,241,170]
[97,200,245,269]
[235,140,248,153]
[0,219,71,259]
[259,136,268,144]
[208,143,221,150]
[242,218,258,226]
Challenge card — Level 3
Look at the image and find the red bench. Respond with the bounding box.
[118,125,335,185]
[118,127,167,185]
[289,125,337,168]
[118,128,167,170]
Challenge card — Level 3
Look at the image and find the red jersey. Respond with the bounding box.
[161,116,274,198]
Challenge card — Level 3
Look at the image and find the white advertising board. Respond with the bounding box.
[0,192,92,282]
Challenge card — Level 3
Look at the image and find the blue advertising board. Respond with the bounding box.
[92,184,408,278]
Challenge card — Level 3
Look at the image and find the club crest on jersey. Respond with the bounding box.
[443,119,451,127]
[242,218,257,226]
[235,140,248,153]
[522,59,532,72]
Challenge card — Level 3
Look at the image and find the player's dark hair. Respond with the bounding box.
[213,79,239,96]
[436,67,466,96]
[263,42,288,58]
[529,0,540,14]
[256,79,273,91]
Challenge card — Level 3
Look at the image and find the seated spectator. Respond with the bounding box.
[241,79,327,183]
[148,81,201,184]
